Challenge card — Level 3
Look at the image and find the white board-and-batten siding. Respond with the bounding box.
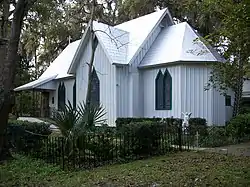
[141,64,231,125]
[180,65,214,124]
[142,66,182,119]
[49,78,75,110]
[76,39,117,126]
[116,25,163,118]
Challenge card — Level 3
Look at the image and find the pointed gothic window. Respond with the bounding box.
[58,82,66,111]
[163,69,172,110]
[73,81,76,109]
[155,70,164,110]
[155,69,172,110]
[90,68,100,106]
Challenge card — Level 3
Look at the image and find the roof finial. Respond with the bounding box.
[68,35,71,44]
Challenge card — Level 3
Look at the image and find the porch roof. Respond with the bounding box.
[14,75,57,92]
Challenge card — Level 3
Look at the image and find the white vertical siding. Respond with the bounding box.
[181,64,228,125]
[180,65,213,124]
[116,66,130,117]
[243,80,250,93]
[213,89,234,125]
[48,78,75,110]
[142,66,182,118]
[64,79,75,105]
[49,91,56,109]
[141,64,228,125]
[225,89,234,122]
[127,26,162,117]
[76,39,117,126]
[37,81,56,90]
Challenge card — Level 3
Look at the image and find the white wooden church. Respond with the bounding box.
[15,8,234,126]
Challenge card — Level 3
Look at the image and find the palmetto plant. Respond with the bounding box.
[52,101,107,138]
[52,101,107,160]
[77,102,106,132]
[52,102,79,137]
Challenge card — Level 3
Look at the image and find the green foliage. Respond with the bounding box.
[7,120,51,154]
[188,118,208,136]
[52,101,107,138]
[52,102,79,137]
[3,152,250,186]
[119,121,175,157]
[84,134,117,162]
[8,120,51,136]
[115,117,162,130]
[201,126,233,147]
[226,114,250,139]
[77,102,107,131]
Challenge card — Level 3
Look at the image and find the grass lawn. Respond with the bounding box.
[1,151,250,187]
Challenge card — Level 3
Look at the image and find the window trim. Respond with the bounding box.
[58,82,66,111]
[90,67,100,106]
[155,69,172,110]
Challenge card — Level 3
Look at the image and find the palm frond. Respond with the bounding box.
[52,101,79,137]
[77,102,107,130]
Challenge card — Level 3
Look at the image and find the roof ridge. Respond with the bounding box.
[115,8,168,28]
[184,23,219,61]
[93,21,129,34]
[179,22,189,61]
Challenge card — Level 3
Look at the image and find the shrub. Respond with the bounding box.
[7,120,52,153]
[115,117,162,130]
[226,114,250,139]
[119,121,179,158]
[200,126,233,147]
[116,117,184,131]
[8,120,51,135]
[187,118,208,136]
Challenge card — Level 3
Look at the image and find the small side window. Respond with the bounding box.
[52,97,54,104]
[225,95,231,106]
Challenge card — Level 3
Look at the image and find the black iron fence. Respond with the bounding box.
[6,124,195,170]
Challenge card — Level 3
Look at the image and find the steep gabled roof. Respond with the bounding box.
[115,8,172,64]
[140,22,224,68]
[68,8,172,73]
[40,40,80,79]
[93,21,129,65]
[14,40,80,91]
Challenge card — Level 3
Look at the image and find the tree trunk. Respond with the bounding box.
[0,0,28,160]
[1,0,10,38]
[85,0,97,108]
[232,55,244,117]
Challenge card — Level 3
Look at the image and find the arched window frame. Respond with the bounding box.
[155,70,164,110]
[155,69,172,110]
[90,67,100,106]
[58,82,66,111]
[163,69,172,110]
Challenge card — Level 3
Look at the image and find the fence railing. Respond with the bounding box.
[6,124,195,170]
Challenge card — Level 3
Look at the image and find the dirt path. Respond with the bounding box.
[205,142,250,156]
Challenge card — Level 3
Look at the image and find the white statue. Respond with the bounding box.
[182,112,192,132]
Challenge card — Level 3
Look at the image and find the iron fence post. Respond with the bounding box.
[178,122,182,151]
[61,138,65,170]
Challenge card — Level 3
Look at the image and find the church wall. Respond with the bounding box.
[141,63,231,125]
[76,38,117,126]
[141,65,182,118]
[48,78,75,111]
